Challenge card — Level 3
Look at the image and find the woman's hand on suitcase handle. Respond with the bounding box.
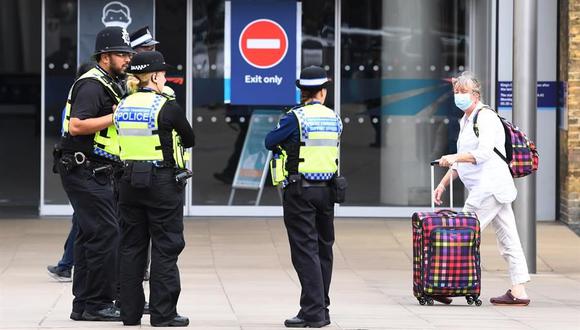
[433,184,446,206]
[439,154,458,167]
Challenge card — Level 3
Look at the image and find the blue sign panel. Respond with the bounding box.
[497,81,558,109]
[225,0,300,105]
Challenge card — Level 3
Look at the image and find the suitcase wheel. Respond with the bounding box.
[466,297,474,305]
[466,296,483,306]
[418,297,434,305]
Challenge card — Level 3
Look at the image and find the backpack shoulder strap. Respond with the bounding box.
[472,105,495,135]
[472,105,509,164]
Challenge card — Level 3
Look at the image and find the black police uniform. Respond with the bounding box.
[115,51,194,327]
[57,27,135,321]
[265,66,344,328]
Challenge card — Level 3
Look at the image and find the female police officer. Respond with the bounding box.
[113,51,194,327]
[265,66,344,328]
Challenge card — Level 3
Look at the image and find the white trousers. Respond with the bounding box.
[464,195,531,285]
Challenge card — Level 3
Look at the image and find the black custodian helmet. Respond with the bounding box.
[93,27,137,57]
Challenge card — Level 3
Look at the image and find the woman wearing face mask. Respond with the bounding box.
[114,51,194,326]
[433,71,531,306]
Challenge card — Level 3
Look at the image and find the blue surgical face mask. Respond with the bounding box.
[454,93,473,111]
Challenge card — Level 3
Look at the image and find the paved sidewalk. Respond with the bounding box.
[0,218,579,329]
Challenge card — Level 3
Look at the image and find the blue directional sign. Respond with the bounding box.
[225,0,301,105]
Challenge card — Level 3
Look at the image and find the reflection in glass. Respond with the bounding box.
[44,0,77,205]
[0,0,41,214]
[341,0,467,206]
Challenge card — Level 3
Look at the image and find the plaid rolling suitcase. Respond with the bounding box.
[412,161,482,306]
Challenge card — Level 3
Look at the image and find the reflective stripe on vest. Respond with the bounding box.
[114,91,186,168]
[62,67,121,160]
[291,103,342,181]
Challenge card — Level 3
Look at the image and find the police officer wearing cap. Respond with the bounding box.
[114,51,194,327]
[56,26,135,322]
[265,66,344,328]
[127,26,175,100]
[130,26,159,53]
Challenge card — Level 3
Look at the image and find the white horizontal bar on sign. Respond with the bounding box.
[247,39,280,49]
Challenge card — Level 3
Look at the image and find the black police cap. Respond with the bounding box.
[128,51,173,73]
[93,27,136,57]
[130,26,160,49]
[295,66,332,91]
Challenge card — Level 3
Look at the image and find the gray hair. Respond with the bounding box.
[453,71,482,99]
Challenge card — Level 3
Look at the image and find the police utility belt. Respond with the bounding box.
[55,147,113,176]
[285,174,348,204]
[123,160,192,189]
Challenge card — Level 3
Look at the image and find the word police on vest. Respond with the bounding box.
[116,108,152,122]
[245,74,283,85]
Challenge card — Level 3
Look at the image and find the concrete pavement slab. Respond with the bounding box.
[0,218,579,329]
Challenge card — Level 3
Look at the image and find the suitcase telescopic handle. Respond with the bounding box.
[430,160,453,210]
[436,210,457,215]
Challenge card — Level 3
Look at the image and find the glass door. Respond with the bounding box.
[41,0,77,215]
[188,0,336,216]
[336,0,482,217]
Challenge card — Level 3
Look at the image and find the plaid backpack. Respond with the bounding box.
[473,107,539,178]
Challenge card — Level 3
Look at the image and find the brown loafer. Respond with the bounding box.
[432,296,452,305]
[490,290,530,306]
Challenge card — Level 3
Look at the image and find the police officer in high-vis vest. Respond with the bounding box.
[127,27,174,284]
[265,66,345,328]
[57,26,135,322]
[114,51,194,327]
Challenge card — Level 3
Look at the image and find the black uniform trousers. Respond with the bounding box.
[283,184,334,322]
[58,163,119,314]
[118,167,185,325]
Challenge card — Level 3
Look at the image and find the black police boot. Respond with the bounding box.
[151,315,189,327]
[284,316,330,328]
[115,300,150,315]
[47,265,72,282]
[81,305,121,321]
[69,311,84,321]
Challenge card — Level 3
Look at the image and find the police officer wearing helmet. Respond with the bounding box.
[56,26,135,322]
[265,66,345,328]
[114,51,194,327]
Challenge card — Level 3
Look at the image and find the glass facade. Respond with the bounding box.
[44,0,77,205]
[340,0,468,206]
[191,0,334,206]
[38,0,493,215]
[0,0,41,215]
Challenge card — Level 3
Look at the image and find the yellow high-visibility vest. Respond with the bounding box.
[62,66,121,160]
[114,91,186,168]
[290,103,342,181]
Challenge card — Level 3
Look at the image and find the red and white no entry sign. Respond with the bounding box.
[239,19,288,69]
